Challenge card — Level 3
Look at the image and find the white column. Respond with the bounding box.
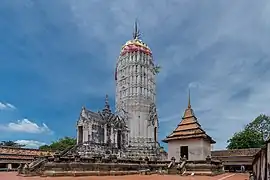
[145,113,148,141]
[88,123,92,142]
[76,127,79,144]
[104,125,107,143]
[83,127,88,143]
[110,126,114,143]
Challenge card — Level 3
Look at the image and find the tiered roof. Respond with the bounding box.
[163,91,215,144]
[79,95,127,129]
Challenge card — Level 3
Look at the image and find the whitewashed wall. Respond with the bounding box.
[252,141,270,180]
[167,139,211,161]
[267,142,269,180]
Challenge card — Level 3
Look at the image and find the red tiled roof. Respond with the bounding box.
[211,148,261,157]
[0,146,53,156]
[0,154,34,160]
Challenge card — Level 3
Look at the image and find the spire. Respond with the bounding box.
[162,88,216,144]
[102,94,111,113]
[188,89,191,108]
[133,19,141,39]
[105,94,110,110]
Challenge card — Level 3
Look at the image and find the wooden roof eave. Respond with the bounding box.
[173,126,203,134]
[162,133,215,144]
[207,135,216,144]
[173,127,215,144]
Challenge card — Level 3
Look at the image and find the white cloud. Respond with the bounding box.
[0,119,52,134]
[63,0,270,149]
[14,140,46,149]
[0,102,16,110]
[2,0,270,150]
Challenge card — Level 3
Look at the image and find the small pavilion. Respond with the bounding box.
[162,91,215,161]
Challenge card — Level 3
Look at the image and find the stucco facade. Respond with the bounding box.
[115,22,158,147]
[167,138,211,161]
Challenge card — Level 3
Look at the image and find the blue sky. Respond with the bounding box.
[0,0,270,150]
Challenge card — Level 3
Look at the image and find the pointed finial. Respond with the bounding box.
[133,19,141,39]
[103,94,111,112]
[188,89,191,108]
[105,94,109,106]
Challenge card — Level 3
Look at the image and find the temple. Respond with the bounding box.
[16,22,226,177]
[163,91,215,161]
[75,21,161,160]
[76,95,129,156]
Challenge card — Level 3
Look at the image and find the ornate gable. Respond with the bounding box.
[112,115,127,129]
[77,95,128,131]
[98,95,117,124]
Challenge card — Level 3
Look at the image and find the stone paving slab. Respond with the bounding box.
[0,172,248,180]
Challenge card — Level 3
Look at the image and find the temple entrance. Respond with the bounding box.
[154,127,157,142]
[180,146,189,160]
[78,126,83,144]
[117,130,121,149]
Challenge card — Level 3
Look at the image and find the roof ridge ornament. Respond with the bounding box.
[105,94,109,106]
[132,19,141,39]
[103,94,111,112]
[188,89,191,109]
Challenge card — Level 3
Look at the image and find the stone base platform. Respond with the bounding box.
[18,154,224,177]
[166,158,224,176]
[42,170,140,177]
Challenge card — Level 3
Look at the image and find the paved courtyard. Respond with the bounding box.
[0,172,249,180]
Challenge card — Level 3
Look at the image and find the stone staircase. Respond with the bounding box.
[167,157,187,175]
[19,158,48,176]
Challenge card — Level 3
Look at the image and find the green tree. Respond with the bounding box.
[227,114,270,149]
[39,137,76,151]
[246,114,270,141]
[0,141,25,148]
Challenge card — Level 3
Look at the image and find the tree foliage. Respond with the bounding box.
[227,114,270,149]
[39,137,76,151]
[246,114,270,141]
[0,141,25,148]
[153,65,161,74]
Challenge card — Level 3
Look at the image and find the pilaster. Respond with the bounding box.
[104,124,107,143]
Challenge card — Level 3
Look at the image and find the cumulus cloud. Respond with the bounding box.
[0,102,16,110]
[0,119,52,134]
[14,140,46,149]
[1,0,270,150]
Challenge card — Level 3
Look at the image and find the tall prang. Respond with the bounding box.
[115,21,159,147]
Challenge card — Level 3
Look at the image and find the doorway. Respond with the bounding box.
[117,130,122,149]
[78,126,83,144]
[180,146,189,160]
